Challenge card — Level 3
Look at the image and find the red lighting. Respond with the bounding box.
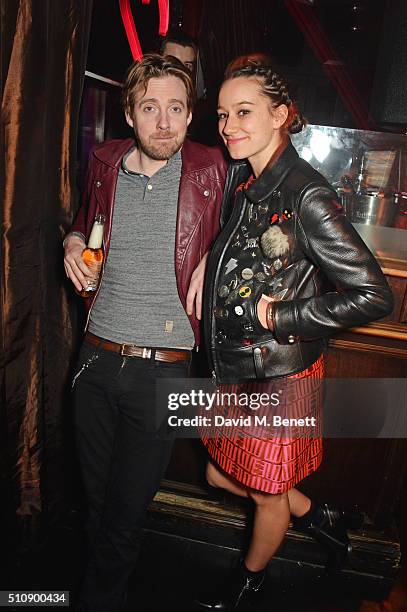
[158,0,170,36]
[119,0,170,61]
[119,0,143,61]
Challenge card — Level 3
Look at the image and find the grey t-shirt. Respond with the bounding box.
[88,149,194,348]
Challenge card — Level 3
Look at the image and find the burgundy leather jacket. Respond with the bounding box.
[69,138,227,345]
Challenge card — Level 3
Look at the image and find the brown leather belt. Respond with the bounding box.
[84,331,190,363]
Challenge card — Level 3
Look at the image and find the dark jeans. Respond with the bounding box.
[72,341,190,612]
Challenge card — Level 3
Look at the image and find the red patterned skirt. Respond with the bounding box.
[200,356,324,494]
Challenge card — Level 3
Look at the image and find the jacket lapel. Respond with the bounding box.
[245,141,300,203]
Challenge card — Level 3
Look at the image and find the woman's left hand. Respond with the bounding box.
[257,294,274,330]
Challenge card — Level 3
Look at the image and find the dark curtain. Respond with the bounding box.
[0,0,93,553]
[199,0,269,104]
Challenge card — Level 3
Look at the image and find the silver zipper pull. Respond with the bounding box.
[211,370,217,386]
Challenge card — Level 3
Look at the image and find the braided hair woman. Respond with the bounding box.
[195,64,393,610]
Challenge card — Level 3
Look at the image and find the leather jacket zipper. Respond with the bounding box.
[206,194,248,382]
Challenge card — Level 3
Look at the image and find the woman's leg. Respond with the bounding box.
[245,489,290,571]
[288,488,312,517]
[205,461,355,582]
[207,461,312,518]
[207,462,290,571]
[196,463,314,609]
[206,461,249,497]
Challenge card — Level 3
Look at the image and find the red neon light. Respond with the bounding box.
[158,0,169,36]
[119,0,143,61]
[119,0,170,61]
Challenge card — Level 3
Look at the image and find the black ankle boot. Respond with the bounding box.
[293,503,362,571]
[195,561,266,610]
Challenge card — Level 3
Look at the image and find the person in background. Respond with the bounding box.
[63,53,227,612]
[161,30,198,84]
[161,30,221,145]
[195,63,393,610]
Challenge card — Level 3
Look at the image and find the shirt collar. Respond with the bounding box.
[121,146,182,178]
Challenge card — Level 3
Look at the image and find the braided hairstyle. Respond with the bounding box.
[226,63,306,134]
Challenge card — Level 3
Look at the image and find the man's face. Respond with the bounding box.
[126,75,192,161]
[163,42,196,75]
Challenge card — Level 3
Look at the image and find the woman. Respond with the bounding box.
[196,64,393,610]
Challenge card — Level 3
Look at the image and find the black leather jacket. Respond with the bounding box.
[204,141,394,383]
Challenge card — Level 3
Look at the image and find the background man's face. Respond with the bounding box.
[163,42,197,76]
[126,75,192,161]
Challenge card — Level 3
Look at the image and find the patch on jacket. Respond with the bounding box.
[269,208,293,225]
[235,175,255,194]
[260,225,290,259]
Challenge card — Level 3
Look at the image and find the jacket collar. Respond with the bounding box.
[244,140,299,203]
[92,137,221,173]
[181,138,222,173]
[93,138,135,168]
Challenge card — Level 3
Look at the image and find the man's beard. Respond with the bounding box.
[137,131,184,161]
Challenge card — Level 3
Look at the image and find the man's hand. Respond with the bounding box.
[63,234,91,292]
[186,252,209,320]
[257,294,274,330]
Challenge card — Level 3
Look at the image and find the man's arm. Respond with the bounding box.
[63,156,95,292]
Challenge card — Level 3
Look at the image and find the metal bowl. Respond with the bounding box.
[351,193,396,227]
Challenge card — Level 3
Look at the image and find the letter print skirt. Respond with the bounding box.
[200,356,324,494]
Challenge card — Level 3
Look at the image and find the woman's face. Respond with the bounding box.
[217,76,288,176]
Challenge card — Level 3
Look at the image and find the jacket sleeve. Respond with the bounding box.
[204,148,229,248]
[65,155,95,241]
[272,186,394,344]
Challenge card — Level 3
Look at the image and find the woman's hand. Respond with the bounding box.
[257,294,274,330]
[186,251,209,320]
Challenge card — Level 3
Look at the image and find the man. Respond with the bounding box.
[161,31,198,81]
[161,31,219,146]
[63,54,227,612]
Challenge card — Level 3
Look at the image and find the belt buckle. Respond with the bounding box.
[119,344,151,358]
[120,343,136,357]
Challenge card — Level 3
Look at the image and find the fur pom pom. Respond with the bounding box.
[261,225,290,259]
